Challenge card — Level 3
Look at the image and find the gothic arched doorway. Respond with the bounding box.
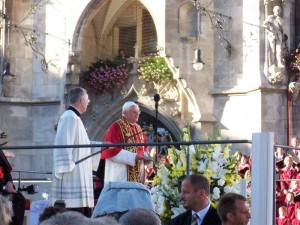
[88,87,181,142]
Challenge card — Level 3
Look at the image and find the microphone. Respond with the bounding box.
[154,94,160,163]
[154,94,160,110]
[154,94,160,102]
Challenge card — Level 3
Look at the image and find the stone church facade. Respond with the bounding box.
[0,0,299,198]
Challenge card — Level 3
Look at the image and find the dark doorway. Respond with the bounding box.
[137,111,177,143]
[120,26,136,57]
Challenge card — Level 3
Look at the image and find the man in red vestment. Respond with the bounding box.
[100,101,151,185]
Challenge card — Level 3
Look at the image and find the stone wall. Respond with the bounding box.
[0,0,298,201]
[0,97,59,200]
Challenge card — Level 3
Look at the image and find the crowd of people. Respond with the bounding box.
[4,85,300,225]
[274,136,300,224]
[0,174,250,225]
[0,87,252,225]
[235,152,251,180]
[216,136,300,225]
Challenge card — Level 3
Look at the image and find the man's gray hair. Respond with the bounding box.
[0,195,13,225]
[69,87,86,104]
[91,215,119,225]
[40,211,120,225]
[119,208,161,225]
[39,211,89,225]
[122,101,139,113]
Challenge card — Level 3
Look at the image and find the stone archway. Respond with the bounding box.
[67,0,204,140]
[64,0,162,105]
[88,86,181,141]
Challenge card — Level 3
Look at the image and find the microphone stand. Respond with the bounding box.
[154,94,160,163]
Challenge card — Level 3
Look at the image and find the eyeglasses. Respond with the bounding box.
[81,97,90,104]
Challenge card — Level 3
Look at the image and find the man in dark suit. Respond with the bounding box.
[216,192,251,225]
[168,174,221,225]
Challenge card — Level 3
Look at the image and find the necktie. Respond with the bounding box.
[191,213,198,225]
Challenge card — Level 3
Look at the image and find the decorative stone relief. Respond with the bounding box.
[262,5,288,85]
[289,82,300,101]
[131,56,200,122]
[87,54,201,141]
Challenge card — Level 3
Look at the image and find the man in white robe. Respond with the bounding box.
[51,87,101,217]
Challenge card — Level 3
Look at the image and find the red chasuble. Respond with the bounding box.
[101,117,148,182]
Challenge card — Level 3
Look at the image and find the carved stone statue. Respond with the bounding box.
[262,5,288,84]
[289,82,300,101]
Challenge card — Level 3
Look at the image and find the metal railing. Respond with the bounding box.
[12,170,52,190]
[2,139,251,175]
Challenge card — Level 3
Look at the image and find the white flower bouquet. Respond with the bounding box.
[150,127,246,224]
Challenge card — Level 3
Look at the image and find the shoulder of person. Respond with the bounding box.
[169,210,191,225]
[202,206,221,223]
[63,109,79,118]
[107,121,122,131]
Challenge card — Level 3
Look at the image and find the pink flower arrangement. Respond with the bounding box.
[85,59,129,94]
[285,48,300,81]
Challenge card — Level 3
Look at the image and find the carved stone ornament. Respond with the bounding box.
[289,82,300,101]
[268,65,285,85]
[262,5,288,85]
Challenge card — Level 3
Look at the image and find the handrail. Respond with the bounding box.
[3,140,251,184]
[12,170,52,174]
[274,144,300,151]
[0,139,251,150]
[12,170,52,190]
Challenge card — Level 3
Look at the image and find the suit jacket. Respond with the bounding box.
[168,206,221,225]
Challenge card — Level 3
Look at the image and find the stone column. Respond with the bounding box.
[251,132,275,225]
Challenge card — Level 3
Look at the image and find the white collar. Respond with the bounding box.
[192,203,210,223]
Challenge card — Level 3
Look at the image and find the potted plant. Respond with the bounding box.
[84,58,130,95]
[138,52,172,82]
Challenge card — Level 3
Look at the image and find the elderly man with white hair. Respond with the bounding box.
[100,101,151,185]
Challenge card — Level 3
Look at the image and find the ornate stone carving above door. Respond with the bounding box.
[87,57,202,141]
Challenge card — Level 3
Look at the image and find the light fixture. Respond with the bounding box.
[193,0,231,57]
[193,49,204,71]
[193,6,204,71]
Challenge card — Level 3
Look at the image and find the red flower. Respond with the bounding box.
[85,59,129,94]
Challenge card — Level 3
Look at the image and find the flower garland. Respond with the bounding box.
[84,58,129,94]
[285,48,300,81]
[150,127,246,225]
[138,53,172,82]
